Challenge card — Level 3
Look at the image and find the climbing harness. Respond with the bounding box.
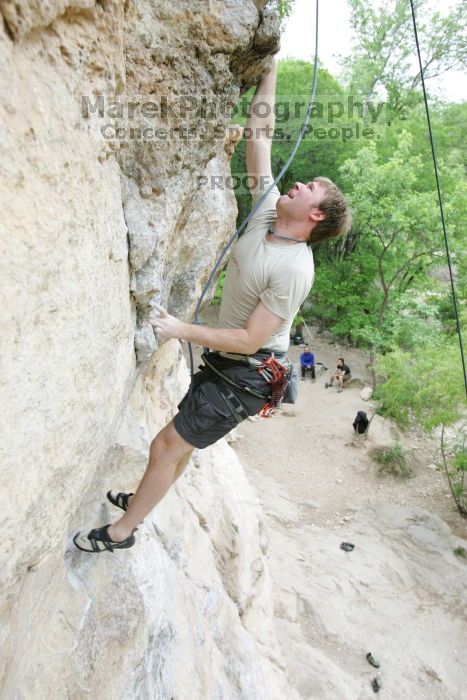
[220,387,251,424]
[244,351,295,417]
[200,350,294,418]
[187,0,320,381]
[201,351,267,401]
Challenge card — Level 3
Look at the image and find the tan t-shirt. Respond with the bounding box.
[218,184,315,352]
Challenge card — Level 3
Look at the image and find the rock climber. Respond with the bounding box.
[74,58,352,553]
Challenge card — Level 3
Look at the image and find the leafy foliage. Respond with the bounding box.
[268,0,297,22]
[370,442,413,479]
[310,124,465,350]
[341,0,467,118]
[374,340,465,430]
[373,339,466,515]
[211,270,226,307]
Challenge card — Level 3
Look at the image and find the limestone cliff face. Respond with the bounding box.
[0,1,295,697]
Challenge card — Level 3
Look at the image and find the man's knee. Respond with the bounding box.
[150,420,193,461]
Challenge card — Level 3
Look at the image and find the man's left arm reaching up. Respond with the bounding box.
[245,58,277,194]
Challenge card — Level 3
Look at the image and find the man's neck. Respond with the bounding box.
[268,216,310,244]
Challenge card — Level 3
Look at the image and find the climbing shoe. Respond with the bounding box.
[73,524,136,553]
[107,490,134,512]
[340,542,355,552]
[366,652,380,668]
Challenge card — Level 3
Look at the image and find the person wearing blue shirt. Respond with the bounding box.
[300,346,316,381]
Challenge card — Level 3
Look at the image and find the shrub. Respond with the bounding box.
[370,442,413,479]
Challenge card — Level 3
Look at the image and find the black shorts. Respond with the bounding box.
[173,353,271,449]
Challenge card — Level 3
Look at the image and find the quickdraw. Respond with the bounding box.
[255,356,290,418]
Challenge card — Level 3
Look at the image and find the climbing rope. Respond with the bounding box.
[409,0,467,398]
[187,0,320,378]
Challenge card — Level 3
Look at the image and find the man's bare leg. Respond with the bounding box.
[123,451,194,512]
[108,420,194,541]
[172,450,194,483]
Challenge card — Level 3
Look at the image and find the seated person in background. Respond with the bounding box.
[325,357,351,393]
[300,346,316,381]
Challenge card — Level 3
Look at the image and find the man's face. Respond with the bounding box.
[277,179,327,225]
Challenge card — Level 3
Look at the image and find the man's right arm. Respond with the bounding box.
[246,59,277,193]
[149,301,284,355]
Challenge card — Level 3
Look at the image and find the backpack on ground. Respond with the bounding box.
[353,410,369,434]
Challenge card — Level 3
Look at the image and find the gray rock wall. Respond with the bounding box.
[0,2,294,697]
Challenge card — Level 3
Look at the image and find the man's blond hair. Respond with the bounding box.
[309,176,352,245]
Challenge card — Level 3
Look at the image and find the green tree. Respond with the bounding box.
[375,339,467,516]
[340,131,442,331]
[341,0,467,118]
[310,131,457,346]
[269,0,297,23]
